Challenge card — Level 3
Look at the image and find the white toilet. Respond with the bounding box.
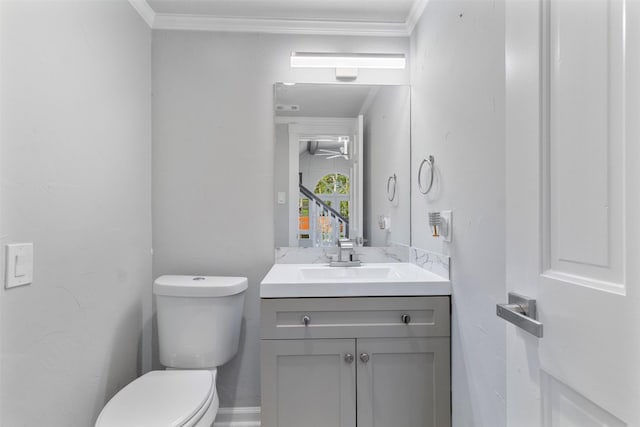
[95,275,248,427]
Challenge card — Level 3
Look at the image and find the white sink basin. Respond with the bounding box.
[300,266,396,281]
[260,263,450,298]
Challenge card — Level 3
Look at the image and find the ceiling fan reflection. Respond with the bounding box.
[306,139,350,160]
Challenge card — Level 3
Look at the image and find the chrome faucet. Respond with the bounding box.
[330,238,362,267]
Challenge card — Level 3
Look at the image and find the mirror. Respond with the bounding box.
[274,83,410,248]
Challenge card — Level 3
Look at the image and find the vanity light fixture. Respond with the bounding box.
[290,52,406,81]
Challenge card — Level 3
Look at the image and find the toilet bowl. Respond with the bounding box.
[95,275,247,427]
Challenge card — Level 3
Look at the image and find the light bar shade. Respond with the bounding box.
[290,52,406,69]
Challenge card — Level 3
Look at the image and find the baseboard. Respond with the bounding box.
[213,406,261,427]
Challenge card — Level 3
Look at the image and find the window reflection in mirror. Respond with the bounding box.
[274,83,410,248]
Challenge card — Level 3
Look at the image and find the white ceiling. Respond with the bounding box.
[129,0,427,36]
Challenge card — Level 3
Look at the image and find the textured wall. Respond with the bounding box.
[0,1,152,425]
[363,86,411,247]
[152,30,409,407]
[410,1,506,426]
[274,124,290,247]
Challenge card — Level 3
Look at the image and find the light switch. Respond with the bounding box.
[277,192,287,204]
[5,243,33,289]
[15,259,27,277]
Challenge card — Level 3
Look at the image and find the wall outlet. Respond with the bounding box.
[378,215,391,230]
[441,211,452,242]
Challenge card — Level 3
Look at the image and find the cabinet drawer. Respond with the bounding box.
[261,296,450,339]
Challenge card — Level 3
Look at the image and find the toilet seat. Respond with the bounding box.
[95,369,217,427]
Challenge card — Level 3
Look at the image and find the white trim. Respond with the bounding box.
[541,270,625,297]
[153,14,409,36]
[213,406,261,427]
[405,0,429,35]
[124,0,423,36]
[275,116,359,126]
[127,0,155,28]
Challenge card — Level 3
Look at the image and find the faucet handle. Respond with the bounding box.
[337,238,354,249]
[330,238,361,266]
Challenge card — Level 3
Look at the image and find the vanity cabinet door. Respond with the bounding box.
[261,339,357,427]
[356,337,451,427]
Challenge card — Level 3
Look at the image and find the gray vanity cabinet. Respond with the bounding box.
[260,296,451,427]
[355,337,450,427]
[261,339,357,427]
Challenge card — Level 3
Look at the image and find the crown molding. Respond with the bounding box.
[406,0,429,35]
[127,0,428,37]
[127,0,156,28]
[275,117,359,128]
[153,14,409,37]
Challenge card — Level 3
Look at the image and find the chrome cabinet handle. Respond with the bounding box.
[301,315,311,326]
[359,353,370,363]
[496,292,543,338]
[401,314,411,324]
[344,353,354,364]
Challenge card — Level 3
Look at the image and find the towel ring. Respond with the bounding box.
[387,174,397,202]
[418,155,435,195]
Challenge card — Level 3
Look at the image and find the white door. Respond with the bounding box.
[505,1,640,426]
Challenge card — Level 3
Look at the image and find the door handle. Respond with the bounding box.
[496,292,543,338]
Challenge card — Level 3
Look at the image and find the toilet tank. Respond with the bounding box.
[153,275,248,369]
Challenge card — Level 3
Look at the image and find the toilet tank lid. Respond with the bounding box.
[154,275,248,297]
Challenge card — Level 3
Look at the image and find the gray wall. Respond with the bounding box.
[0,1,152,426]
[0,2,510,423]
[410,1,506,426]
[152,30,409,407]
[363,86,411,247]
[274,124,290,247]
